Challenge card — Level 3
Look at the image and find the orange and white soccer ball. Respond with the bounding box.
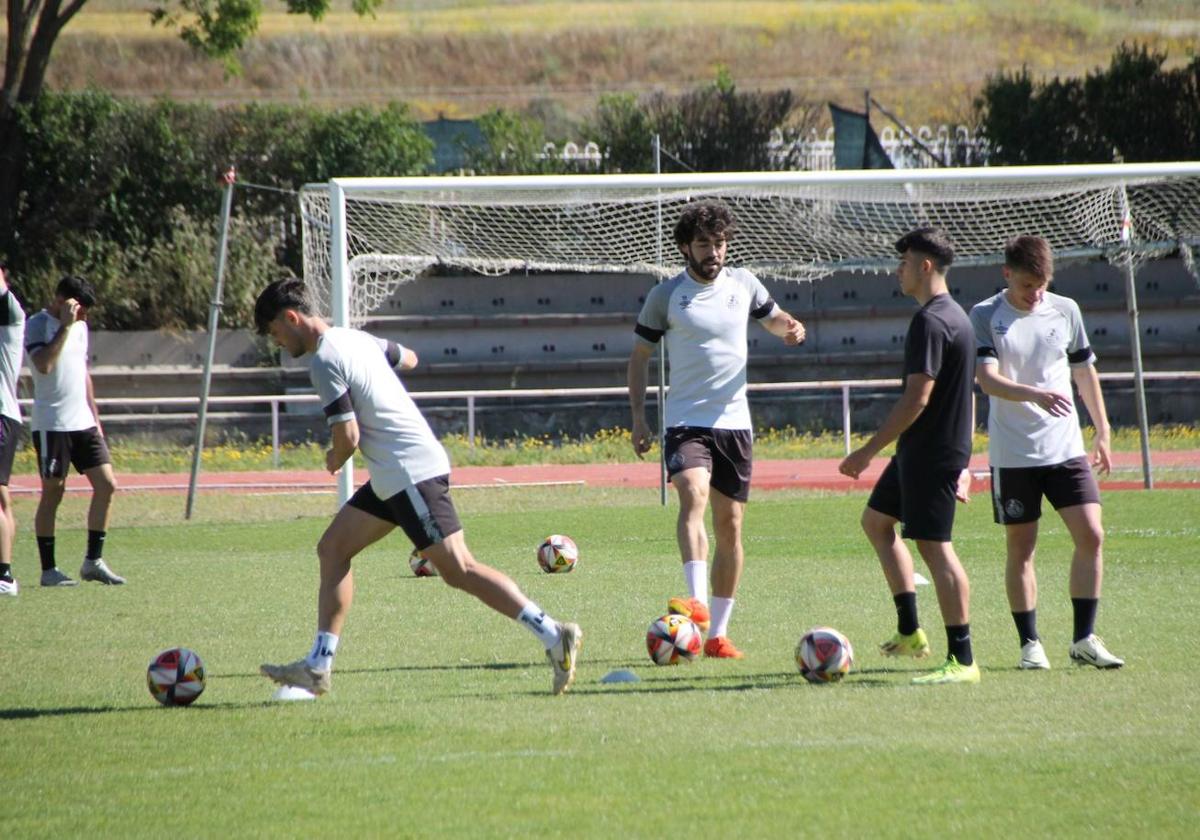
[795,626,854,684]
[409,548,438,577]
[537,534,578,573]
[147,647,206,706]
[646,614,703,665]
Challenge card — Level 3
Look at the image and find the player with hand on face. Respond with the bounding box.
[628,201,805,659]
[254,278,581,696]
[970,235,1123,670]
[25,276,123,587]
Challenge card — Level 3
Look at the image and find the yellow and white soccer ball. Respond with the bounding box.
[537,534,578,573]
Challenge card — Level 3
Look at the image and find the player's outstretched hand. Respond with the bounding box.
[783,317,806,346]
[1034,389,1073,417]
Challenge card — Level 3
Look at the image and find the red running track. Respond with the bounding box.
[9,451,1198,496]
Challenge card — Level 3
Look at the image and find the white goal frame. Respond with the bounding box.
[309,162,1200,500]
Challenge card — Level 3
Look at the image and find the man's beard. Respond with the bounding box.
[687,253,723,281]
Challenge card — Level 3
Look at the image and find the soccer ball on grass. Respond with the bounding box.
[795,626,854,684]
[646,614,703,665]
[147,647,206,706]
[537,534,578,573]
[409,548,438,577]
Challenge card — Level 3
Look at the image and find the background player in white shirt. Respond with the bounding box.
[970,235,1123,669]
[24,276,123,587]
[628,201,805,659]
[0,264,24,596]
[254,278,581,696]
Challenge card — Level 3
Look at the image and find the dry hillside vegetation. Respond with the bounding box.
[40,1,1200,123]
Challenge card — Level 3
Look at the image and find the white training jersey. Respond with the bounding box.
[634,266,777,430]
[0,288,25,422]
[310,327,449,499]
[970,290,1095,468]
[24,310,96,432]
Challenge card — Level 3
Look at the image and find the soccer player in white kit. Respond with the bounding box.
[254,278,581,696]
[628,201,805,658]
[24,276,124,587]
[0,264,24,596]
[970,235,1123,670]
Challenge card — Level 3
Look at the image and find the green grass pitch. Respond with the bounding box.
[2,486,1197,838]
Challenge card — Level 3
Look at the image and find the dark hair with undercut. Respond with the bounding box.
[55,275,97,307]
[894,227,956,272]
[254,277,314,335]
[1004,234,1054,280]
[674,201,737,246]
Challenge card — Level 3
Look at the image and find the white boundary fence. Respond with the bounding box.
[29,371,1197,478]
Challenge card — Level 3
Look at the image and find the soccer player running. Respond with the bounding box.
[0,264,24,597]
[970,235,1123,670]
[255,278,581,696]
[25,276,124,587]
[838,228,979,685]
[628,201,805,659]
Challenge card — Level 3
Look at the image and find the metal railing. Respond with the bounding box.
[18,370,1197,467]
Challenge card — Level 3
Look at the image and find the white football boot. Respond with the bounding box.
[1069,634,1124,669]
[1018,639,1051,670]
[260,658,332,695]
[547,622,582,695]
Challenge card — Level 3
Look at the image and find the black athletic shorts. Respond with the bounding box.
[867,456,962,542]
[664,426,753,502]
[990,456,1101,525]
[347,475,463,551]
[0,415,20,485]
[31,427,111,479]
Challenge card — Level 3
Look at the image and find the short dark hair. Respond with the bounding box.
[254,277,314,335]
[55,275,97,307]
[1004,235,1054,280]
[674,201,737,246]
[894,227,955,272]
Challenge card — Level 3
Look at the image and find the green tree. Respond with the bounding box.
[978,43,1200,164]
[0,0,383,264]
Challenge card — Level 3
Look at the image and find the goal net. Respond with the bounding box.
[299,164,1200,325]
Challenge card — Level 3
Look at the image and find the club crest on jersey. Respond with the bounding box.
[678,295,691,310]
[994,321,1009,336]
[725,294,739,308]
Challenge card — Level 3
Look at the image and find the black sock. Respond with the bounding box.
[37,536,56,571]
[894,591,919,636]
[86,530,107,561]
[946,624,974,666]
[1012,609,1039,646]
[0,562,10,580]
[1072,598,1099,643]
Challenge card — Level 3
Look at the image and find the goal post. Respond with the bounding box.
[301,162,1200,497]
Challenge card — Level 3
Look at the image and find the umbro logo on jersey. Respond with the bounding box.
[725,294,739,308]
[678,295,691,310]
[994,321,1009,335]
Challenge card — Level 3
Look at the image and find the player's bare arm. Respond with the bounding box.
[30,298,83,374]
[325,418,359,474]
[761,308,806,346]
[397,346,418,370]
[1071,364,1113,474]
[975,363,1072,417]
[626,340,656,458]
[86,371,103,438]
[838,373,934,479]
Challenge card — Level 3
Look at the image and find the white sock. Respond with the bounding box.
[709,597,735,638]
[683,561,708,603]
[306,631,339,671]
[517,603,562,650]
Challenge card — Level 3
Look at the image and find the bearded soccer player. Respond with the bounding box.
[628,201,805,659]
